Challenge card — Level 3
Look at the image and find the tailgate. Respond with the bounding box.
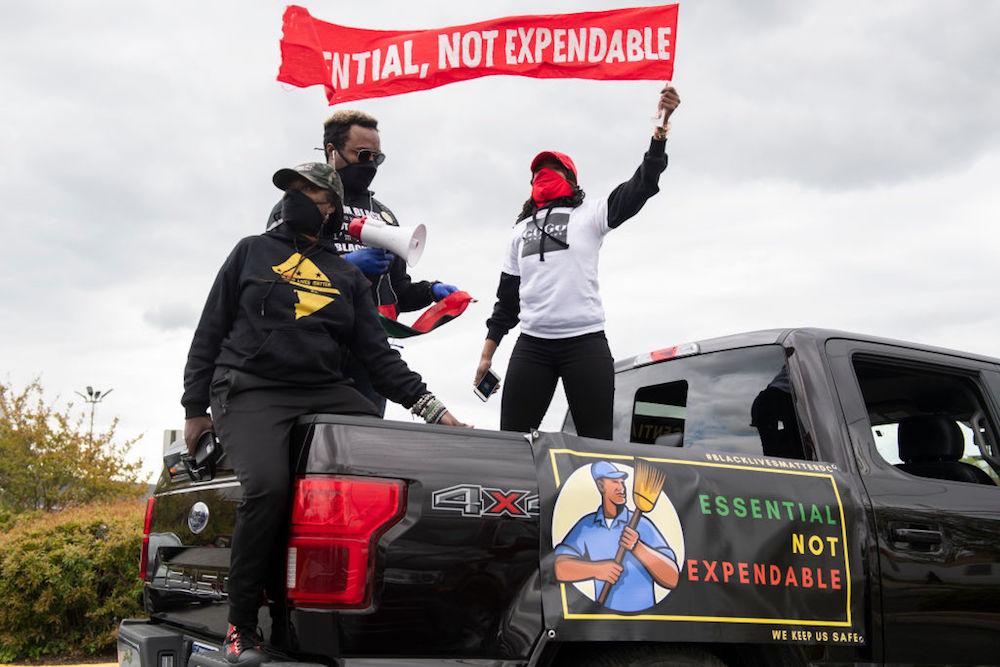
[292,415,540,660]
[144,435,241,639]
[144,415,541,662]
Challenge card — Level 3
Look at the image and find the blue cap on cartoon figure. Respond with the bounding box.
[591,461,628,481]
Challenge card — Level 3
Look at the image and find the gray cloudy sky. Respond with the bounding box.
[2,1,998,480]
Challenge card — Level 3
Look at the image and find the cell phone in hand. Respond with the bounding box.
[474,369,501,402]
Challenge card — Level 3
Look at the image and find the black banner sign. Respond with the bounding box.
[534,433,866,646]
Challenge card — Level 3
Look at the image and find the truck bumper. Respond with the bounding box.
[118,620,328,667]
[119,620,188,667]
[118,619,526,667]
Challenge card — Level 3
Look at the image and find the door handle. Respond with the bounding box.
[890,526,942,546]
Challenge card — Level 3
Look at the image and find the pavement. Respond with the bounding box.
[0,663,116,667]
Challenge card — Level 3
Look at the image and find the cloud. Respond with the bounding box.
[144,302,201,331]
[1,0,998,482]
[678,1,1000,189]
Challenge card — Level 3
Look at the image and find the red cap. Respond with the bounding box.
[530,151,577,182]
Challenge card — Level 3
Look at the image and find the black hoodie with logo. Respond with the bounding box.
[182,191,427,418]
[266,187,436,316]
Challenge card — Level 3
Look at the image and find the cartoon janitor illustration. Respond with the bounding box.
[554,460,679,612]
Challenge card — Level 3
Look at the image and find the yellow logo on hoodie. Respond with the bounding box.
[272,254,341,320]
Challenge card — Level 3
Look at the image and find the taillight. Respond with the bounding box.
[140,496,155,580]
[286,476,405,609]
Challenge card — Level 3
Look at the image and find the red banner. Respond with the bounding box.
[278,5,678,105]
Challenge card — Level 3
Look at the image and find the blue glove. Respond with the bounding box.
[345,247,394,275]
[432,282,459,301]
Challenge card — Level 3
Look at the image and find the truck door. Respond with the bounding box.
[827,339,1000,665]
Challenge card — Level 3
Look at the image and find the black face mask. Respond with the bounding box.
[338,162,378,194]
[281,189,341,238]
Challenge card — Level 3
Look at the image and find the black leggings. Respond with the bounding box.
[500,331,614,440]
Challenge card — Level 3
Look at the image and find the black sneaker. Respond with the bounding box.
[223,624,265,665]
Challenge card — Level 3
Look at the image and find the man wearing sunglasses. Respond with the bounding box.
[266,110,460,415]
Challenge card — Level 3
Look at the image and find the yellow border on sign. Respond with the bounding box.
[547,449,853,627]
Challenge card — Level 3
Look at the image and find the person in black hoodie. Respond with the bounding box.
[183,162,466,665]
[266,110,462,415]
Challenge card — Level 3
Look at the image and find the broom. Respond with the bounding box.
[596,458,667,605]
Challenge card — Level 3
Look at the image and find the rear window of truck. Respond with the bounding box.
[609,345,807,459]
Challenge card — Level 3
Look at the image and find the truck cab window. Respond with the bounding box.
[853,358,1000,485]
[631,381,687,444]
[613,345,807,459]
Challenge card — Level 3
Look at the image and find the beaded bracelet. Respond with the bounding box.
[426,400,447,424]
[411,392,449,423]
[411,392,433,416]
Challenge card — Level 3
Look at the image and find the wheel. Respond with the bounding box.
[565,644,727,667]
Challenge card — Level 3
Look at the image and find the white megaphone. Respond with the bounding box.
[347,216,426,266]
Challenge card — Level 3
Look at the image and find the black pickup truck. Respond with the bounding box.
[119,328,1000,667]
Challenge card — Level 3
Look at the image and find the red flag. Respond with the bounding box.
[277,5,678,105]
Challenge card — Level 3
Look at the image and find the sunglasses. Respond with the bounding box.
[348,147,386,166]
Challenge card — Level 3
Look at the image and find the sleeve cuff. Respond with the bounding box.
[184,405,209,419]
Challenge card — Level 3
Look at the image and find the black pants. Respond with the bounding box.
[210,368,377,629]
[500,331,614,440]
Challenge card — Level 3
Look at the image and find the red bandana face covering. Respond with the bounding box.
[531,168,573,206]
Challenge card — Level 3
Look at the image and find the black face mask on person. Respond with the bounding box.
[337,161,378,194]
[281,189,342,238]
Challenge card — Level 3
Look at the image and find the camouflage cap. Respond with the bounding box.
[272,162,344,202]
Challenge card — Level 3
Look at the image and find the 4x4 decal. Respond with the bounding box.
[432,484,539,518]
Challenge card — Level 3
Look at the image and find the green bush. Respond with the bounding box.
[0,498,147,661]
[1,379,145,514]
